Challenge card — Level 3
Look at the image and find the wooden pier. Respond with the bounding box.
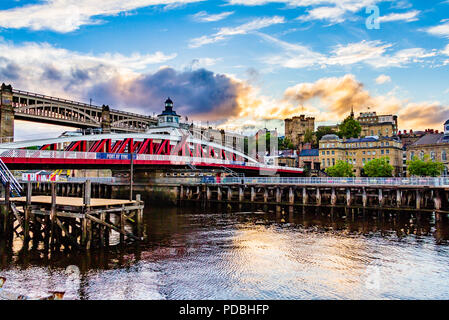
[0,180,145,250]
[176,182,449,217]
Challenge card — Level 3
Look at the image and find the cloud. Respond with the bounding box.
[87,67,249,120]
[259,35,437,69]
[189,16,285,48]
[227,0,382,23]
[378,10,420,23]
[426,22,449,38]
[297,6,346,24]
[0,40,176,99]
[375,74,391,84]
[191,11,234,22]
[0,0,203,32]
[223,74,449,132]
[442,44,449,56]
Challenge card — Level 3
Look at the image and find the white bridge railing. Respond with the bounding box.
[155,176,449,187]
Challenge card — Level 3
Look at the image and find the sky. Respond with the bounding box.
[0,0,449,139]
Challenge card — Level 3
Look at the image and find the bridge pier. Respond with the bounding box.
[331,188,337,206]
[264,188,268,203]
[346,188,351,206]
[302,188,308,205]
[0,83,14,143]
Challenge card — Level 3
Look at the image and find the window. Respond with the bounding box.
[332,158,335,166]
[322,151,325,155]
[443,150,447,161]
[322,160,325,167]
[386,150,390,154]
[386,142,390,146]
[420,151,424,160]
[327,159,330,166]
[327,151,330,155]
[363,151,366,155]
[381,150,384,155]
[332,150,335,155]
[167,116,173,122]
[362,158,366,163]
[367,151,371,155]
[410,151,415,160]
[372,151,376,155]
[431,151,436,161]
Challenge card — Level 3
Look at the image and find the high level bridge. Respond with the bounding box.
[0,83,157,142]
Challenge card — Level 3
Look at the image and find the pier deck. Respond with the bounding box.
[3,196,134,207]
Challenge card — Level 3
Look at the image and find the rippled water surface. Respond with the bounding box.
[1,205,449,300]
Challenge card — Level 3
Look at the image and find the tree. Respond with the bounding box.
[303,129,314,144]
[278,137,294,150]
[407,155,445,177]
[315,126,336,142]
[363,157,393,177]
[325,160,355,177]
[338,117,361,139]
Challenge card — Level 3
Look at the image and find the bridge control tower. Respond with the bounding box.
[0,83,14,143]
[158,98,180,128]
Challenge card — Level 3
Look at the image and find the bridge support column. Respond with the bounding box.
[302,188,308,205]
[289,187,294,204]
[251,187,255,202]
[206,187,211,201]
[180,185,184,200]
[378,189,383,207]
[362,188,367,208]
[0,83,14,143]
[396,189,402,208]
[101,105,111,134]
[264,188,268,203]
[331,188,337,206]
[416,190,421,210]
[316,188,321,206]
[346,188,351,206]
[239,186,244,202]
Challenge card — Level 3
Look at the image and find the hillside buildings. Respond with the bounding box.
[319,134,403,176]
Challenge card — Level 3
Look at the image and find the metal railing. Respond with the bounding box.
[0,158,23,196]
[155,176,449,187]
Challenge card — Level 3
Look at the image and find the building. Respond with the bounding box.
[21,170,58,182]
[356,111,398,137]
[398,129,431,176]
[299,148,320,172]
[319,134,403,176]
[406,122,449,176]
[275,150,297,167]
[284,115,315,147]
[157,97,181,128]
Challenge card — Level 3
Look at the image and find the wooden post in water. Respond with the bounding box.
[251,187,256,202]
[416,190,421,210]
[227,188,232,202]
[346,188,351,206]
[82,180,91,249]
[434,190,442,211]
[206,186,211,201]
[302,187,308,205]
[48,183,57,249]
[331,188,337,206]
[239,186,244,202]
[288,188,294,204]
[396,189,402,208]
[316,188,321,206]
[136,194,143,238]
[378,189,383,207]
[24,182,32,241]
[180,185,184,200]
[264,188,268,203]
[217,186,222,201]
[362,188,367,208]
[120,204,126,244]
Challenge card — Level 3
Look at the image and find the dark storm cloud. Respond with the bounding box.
[87,67,242,120]
[0,61,21,80]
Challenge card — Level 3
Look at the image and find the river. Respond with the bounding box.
[1,205,449,300]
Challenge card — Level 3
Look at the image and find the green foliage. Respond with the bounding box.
[407,155,445,177]
[278,137,294,150]
[363,157,393,177]
[338,117,362,139]
[303,129,314,144]
[325,160,355,177]
[315,126,336,141]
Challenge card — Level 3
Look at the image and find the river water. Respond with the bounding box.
[1,205,449,300]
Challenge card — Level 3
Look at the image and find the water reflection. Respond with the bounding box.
[1,205,449,300]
